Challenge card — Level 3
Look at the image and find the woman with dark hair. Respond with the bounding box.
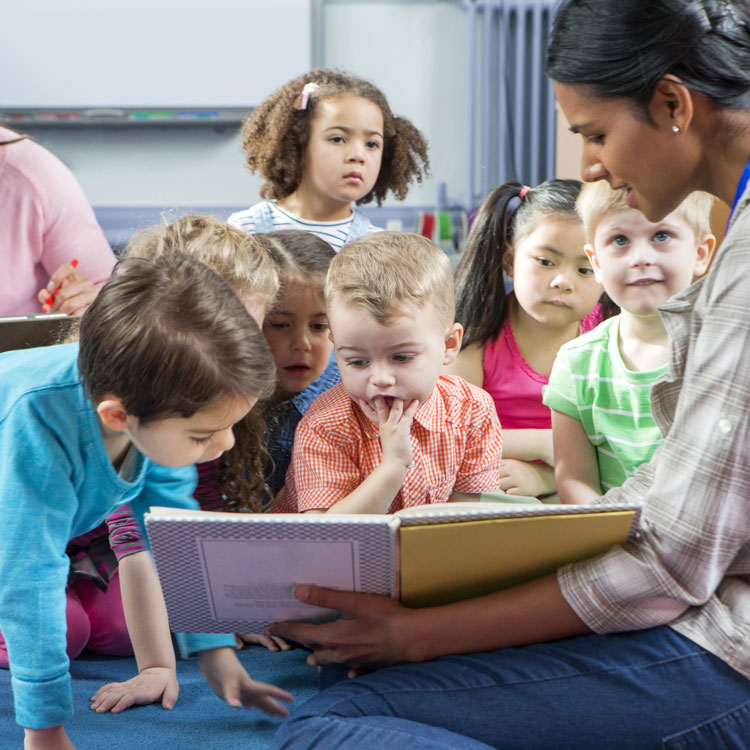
[267,2,750,747]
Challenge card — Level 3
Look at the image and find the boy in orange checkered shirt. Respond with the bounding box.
[273,232,502,514]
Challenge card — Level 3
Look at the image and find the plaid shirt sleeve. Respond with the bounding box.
[292,416,364,512]
[557,193,750,678]
[452,385,503,494]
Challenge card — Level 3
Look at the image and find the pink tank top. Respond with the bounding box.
[482,302,603,429]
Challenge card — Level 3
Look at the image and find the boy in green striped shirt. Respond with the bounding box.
[543,182,715,503]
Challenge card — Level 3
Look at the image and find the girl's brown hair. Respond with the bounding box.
[251,231,336,501]
[240,68,430,206]
[79,251,276,512]
[255,230,336,302]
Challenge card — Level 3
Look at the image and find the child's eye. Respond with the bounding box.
[653,230,672,243]
[586,134,604,144]
[612,235,629,247]
[347,358,367,368]
[191,435,212,445]
[579,267,595,276]
[366,140,381,150]
[329,135,345,144]
[392,353,415,363]
[265,320,288,329]
[311,322,330,332]
[536,257,555,267]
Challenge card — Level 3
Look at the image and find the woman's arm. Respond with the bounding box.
[551,410,602,504]
[444,342,485,387]
[267,575,589,672]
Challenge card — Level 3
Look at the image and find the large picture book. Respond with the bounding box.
[145,502,639,633]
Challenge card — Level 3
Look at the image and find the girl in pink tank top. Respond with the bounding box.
[447,179,614,497]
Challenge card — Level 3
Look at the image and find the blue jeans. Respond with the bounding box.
[272,627,750,749]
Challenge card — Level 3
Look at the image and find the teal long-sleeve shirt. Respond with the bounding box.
[0,343,233,729]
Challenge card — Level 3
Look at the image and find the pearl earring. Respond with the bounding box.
[672,124,681,133]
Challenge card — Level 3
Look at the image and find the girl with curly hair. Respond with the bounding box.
[229,69,430,250]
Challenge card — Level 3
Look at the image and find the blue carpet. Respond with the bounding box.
[1,647,319,748]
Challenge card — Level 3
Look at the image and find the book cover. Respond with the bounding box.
[398,508,636,607]
[145,503,638,632]
[146,508,400,633]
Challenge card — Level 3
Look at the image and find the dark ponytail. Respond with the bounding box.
[455,178,583,347]
[546,0,750,114]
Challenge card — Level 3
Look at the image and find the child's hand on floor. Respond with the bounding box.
[89,666,179,713]
[359,397,419,471]
[499,458,556,498]
[235,632,293,652]
[199,646,293,717]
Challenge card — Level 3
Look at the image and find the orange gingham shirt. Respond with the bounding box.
[274,375,503,513]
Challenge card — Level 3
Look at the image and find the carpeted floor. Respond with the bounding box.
[0,647,319,749]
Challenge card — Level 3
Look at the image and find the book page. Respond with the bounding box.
[198,539,361,623]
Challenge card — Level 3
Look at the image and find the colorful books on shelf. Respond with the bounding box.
[144,502,640,633]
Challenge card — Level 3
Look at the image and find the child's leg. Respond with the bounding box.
[72,569,133,656]
[0,586,91,669]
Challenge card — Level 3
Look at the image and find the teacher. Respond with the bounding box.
[269,1,750,747]
[0,128,116,316]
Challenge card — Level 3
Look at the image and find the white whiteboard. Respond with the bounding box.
[1,0,312,109]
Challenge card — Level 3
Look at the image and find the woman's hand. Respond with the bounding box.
[89,666,179,713]
[199,646,293,717]
[266,585,414,677]
[38,261,96,316]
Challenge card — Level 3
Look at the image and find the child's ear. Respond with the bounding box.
[96,397,130,433]
[443,322,464,365]
[693,233,716,278]
[584,244,604,283]
[502,251,514,277]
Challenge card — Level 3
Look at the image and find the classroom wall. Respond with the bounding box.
[22,1,468,214]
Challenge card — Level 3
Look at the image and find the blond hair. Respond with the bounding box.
[124,215,279,308]
[577,182,714,244]
[326,232,454,329]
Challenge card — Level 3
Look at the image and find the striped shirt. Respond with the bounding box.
[227,200,381,251]
[274,376,503,513]
[543,315,665,491]
[558,183,750,680]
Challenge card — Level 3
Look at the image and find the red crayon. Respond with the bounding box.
[43,259,79,311]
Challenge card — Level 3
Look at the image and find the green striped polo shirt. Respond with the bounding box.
[543,315,666,492]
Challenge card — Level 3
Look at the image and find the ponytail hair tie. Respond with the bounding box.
[294,82,320,111]
[519,185,531,199]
